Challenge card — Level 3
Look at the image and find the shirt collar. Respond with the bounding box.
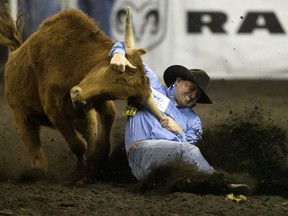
[167,84,195,109]
[167,84,176,99]
[167,84,181,107]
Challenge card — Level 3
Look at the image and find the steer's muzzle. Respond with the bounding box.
[70,86,86,108]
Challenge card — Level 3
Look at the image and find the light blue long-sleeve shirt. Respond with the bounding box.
[109,41,202,151]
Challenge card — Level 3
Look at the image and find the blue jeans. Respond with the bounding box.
[127,140,215,180]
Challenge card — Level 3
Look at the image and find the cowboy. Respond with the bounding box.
[110,41,250,194]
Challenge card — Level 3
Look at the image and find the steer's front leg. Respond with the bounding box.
[47,109,88,176]
[144,95,163,121]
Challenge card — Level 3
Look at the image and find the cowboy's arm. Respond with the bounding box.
[109,41,136,72]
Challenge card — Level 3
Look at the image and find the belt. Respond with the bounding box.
[127,140,143,155]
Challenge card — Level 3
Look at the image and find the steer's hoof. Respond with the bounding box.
[17,168,47,183]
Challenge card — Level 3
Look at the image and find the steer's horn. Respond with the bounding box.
[125,7,135,51]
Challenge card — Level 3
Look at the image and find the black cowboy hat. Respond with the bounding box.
[163,65,213,104]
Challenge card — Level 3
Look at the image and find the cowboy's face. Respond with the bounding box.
[174,77,200,107]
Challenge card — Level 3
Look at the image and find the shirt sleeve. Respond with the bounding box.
[109,40,126,56]
[144,64,164,90]
[185,117,203,144]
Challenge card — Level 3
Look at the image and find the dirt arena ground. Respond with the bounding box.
[0,79,288,215]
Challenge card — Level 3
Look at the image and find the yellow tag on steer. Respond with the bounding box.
[123,106,137,116]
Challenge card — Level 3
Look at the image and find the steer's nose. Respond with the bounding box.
[70,86,86,107]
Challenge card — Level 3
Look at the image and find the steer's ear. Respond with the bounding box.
[138,48,147,56]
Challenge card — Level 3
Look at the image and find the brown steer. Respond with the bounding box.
[0,5,161,174]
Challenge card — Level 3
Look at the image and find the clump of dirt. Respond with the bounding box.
[131,162,253,195]
[197,105,288,194]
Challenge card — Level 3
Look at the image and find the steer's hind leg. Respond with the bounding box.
[13,111,48,172]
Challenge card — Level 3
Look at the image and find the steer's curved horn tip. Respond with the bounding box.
[126,7,132,19]
[125,6,135,50]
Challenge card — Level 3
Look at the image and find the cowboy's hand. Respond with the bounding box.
[160,114,183,134]
[110,52,136,73]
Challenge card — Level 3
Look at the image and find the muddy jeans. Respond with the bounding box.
[127,140,215,180]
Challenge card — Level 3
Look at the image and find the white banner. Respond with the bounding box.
[111,0,288,79]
